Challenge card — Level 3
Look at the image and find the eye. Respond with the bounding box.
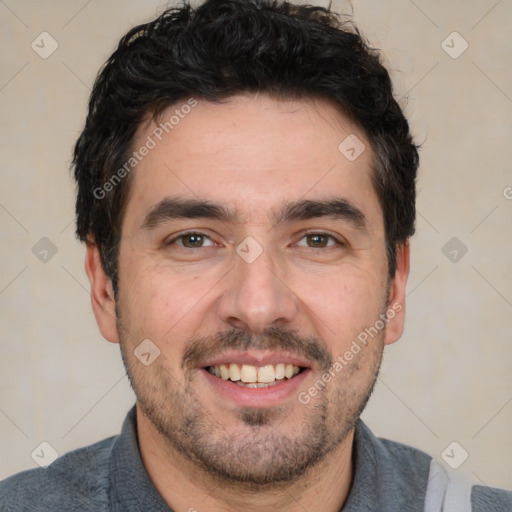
[296,233,341,248]
[165,232,215,248]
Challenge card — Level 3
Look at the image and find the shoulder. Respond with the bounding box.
[355,422,512,510]
[0,435,117,512]
[472,484,512,512]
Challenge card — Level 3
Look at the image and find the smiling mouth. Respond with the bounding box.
[205,363,307,388]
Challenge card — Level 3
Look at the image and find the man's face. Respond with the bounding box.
[97,94,407,487]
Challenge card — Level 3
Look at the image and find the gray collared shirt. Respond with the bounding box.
[1,405,510,511]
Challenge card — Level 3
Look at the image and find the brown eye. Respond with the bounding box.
[181,234,205,247]
[306,234,330,247]
[166,232,214,248]
[296,233,339,248]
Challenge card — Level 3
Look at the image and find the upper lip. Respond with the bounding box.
[199,350,313,369]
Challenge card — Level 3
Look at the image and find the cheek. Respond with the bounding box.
[118,257,221,340]
[292,267,387,348]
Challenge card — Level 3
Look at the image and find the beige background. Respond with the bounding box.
[1,0,511,492]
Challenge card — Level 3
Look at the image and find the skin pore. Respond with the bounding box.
[85,94,409,512]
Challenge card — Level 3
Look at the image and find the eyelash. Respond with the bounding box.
[164,231,345,249]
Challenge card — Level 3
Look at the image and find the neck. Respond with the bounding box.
[136,403,355,512]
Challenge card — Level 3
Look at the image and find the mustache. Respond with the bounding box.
[181,326,333,371]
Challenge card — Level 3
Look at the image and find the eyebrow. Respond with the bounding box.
[140,197,367,232]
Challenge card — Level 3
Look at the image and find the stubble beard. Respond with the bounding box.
[116,307,385,490]
[120,340,382,491]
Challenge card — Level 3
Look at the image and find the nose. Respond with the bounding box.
[217,244,299,334]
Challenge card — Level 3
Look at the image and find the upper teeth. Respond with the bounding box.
[208,363,301,383]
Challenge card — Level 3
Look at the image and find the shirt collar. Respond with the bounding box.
[341,419,431,511]
[109,405,173,512]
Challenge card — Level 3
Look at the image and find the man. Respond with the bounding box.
[1,1,510,510]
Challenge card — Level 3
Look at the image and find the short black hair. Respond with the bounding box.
[73,0,419,294]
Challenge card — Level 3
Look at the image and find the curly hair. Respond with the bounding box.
[73,0,419,294]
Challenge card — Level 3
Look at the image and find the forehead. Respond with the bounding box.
[124,94,381,229]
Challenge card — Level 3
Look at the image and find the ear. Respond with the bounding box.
[84,240,120,344]
[383,242,410,346]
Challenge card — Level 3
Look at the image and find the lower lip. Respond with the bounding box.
[200,368,311,408]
